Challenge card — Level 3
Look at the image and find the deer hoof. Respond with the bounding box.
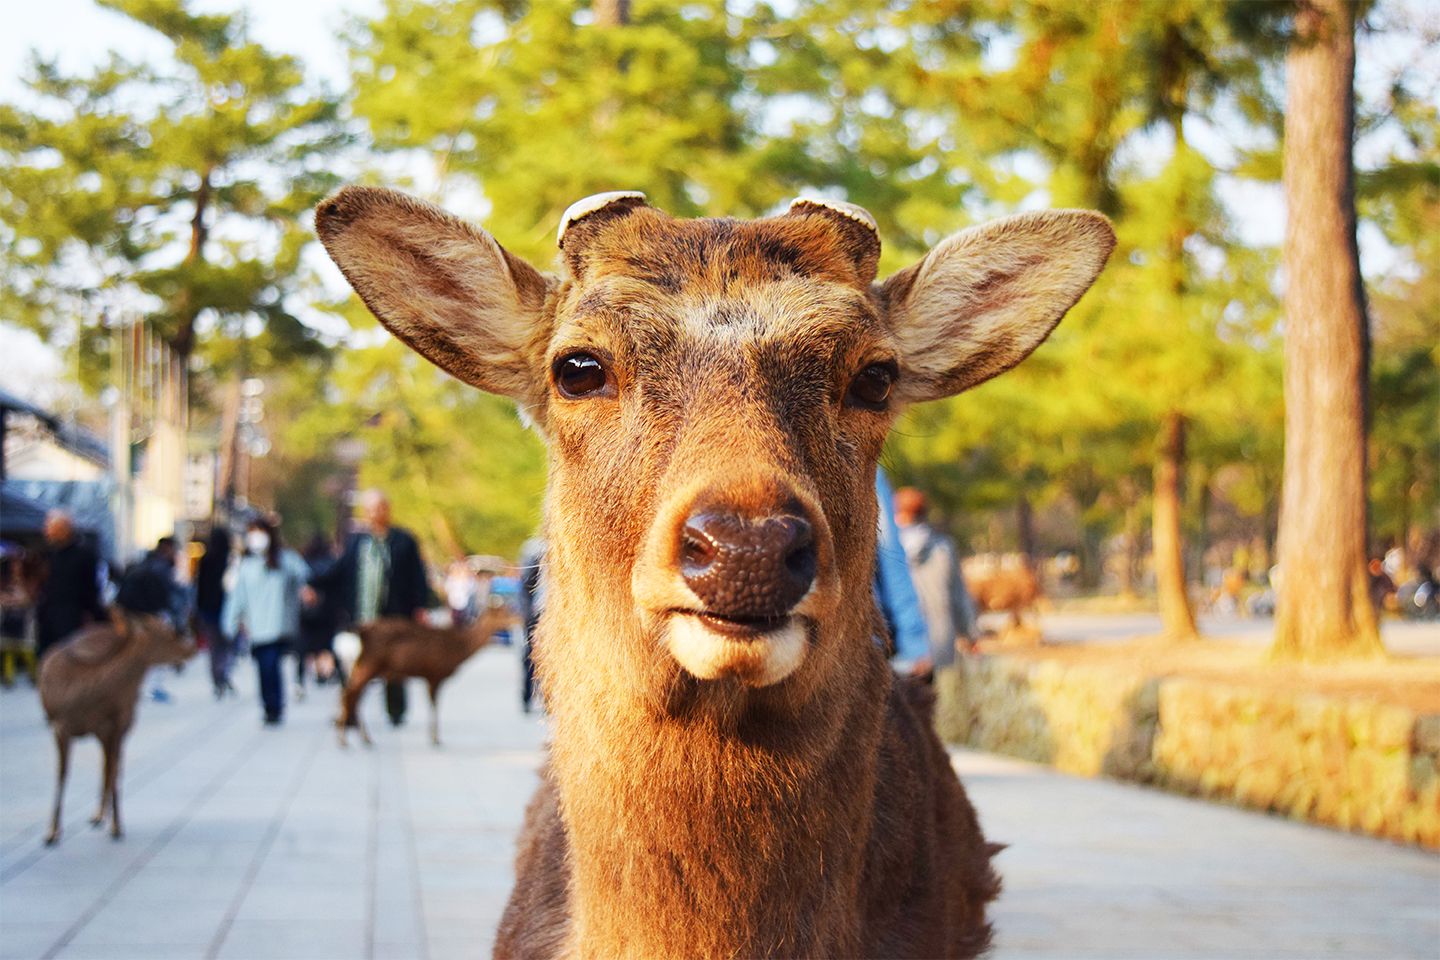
[110,828,123,842]
[43,832,59,847]
[90,815,104,828]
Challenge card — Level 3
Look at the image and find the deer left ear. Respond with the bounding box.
[879,210,1115,403]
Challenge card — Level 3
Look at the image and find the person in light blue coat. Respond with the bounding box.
[874,469,931,676]
[222,517,309,725]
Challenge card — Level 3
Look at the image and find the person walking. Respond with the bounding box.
[297,533,342,692]
[115,536,190,703]
[222,518,308,726]
[873,470,931,677]
[34,510,106,663]
[194,527,234,698]
[319,490,429,726]
[894,486,980,671]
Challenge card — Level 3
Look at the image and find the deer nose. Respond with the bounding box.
[679,510,816,619]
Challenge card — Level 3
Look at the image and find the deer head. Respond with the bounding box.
[317,188,1113,717]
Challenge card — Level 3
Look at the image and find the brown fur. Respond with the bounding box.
[315,186,1114,958]
[38,612,193,846]
[337,607,515,747]
[968,566,1044,630]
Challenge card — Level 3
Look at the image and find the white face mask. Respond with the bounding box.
[246,531,271,555]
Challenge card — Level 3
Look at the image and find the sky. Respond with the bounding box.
[1,0,1435,404]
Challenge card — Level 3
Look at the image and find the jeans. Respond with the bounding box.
[198,612,231,690]
[252,640,288,721]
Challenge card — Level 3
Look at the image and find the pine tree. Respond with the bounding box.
[0,0,346,386]
[1272,0,1384,660]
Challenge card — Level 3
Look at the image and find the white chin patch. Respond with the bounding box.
[666,616,807,687]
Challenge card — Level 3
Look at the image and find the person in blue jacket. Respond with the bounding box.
[223,518,309,725]
[874,469,932,677]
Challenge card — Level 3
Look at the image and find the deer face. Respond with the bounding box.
[135,614,195,667]
[316,188,1113,703]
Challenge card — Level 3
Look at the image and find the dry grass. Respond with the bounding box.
[980,637,1440,714]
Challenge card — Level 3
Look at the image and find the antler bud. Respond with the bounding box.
[558,191,649,247]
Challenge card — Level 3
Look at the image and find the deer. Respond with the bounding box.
[337,605,516,747]
[38,610,194,846]
[966,556,1044,637]
[316,184,1114,958]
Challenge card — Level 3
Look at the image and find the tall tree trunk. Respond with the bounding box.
[593,0,629,26]
[215,375,242,520]
[1192,467,1213,588]
[1016,493,1037,569]
[1119,477,1141,599]
[1273,0,1382,661]
[172,167,212,358]
[1154,411,1199,640]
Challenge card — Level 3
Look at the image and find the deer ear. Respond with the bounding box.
[315,186,553,408]
[879,210,1115,402]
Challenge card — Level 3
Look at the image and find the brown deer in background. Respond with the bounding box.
[966,556,1044,635]
[317,186,1113,958]
[39,611,193,846]
[337,605,515,747]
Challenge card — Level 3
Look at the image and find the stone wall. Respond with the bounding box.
[936,654,1440,849]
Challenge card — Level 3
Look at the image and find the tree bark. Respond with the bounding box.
[172,167,212,358]
[1154,411,1199,641]
[1272,0,1383,661]
[593,0,629,27]
[1119,477,1141,599]
[1016,493,1037,569]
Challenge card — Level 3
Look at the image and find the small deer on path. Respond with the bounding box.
[38,611,193,846]
[337,606,515,747]
[317,186,1113,958]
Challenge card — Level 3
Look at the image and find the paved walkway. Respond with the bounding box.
[1013,611,1440,658]
[0,646,1435,959]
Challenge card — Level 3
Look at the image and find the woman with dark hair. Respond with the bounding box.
[296,532,342,694]
[221,517,309,725]
[195,526,234,698]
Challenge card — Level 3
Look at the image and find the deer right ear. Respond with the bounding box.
[880,210,1115,403]
[315,186,554,408]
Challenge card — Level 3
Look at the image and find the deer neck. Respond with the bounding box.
[541,574,891,958]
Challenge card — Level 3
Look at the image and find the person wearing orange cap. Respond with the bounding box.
[893,487,979,668]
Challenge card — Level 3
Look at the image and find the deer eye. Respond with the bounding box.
[846,362,896,410]
[553,352,612,399]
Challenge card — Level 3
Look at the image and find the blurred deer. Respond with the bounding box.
[39,611,193,846]
[337,605,515,747]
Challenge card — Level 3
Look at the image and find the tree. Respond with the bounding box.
[1272,0,1383,660]
[274,336,548,560]
[345,0,764,263]
[0,0,346,387]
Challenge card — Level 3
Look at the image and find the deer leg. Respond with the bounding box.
[338,660,377,748]
[427,679,442,747]
[90,761,108,828]
[45,729,70,847]
[104,734,123,840]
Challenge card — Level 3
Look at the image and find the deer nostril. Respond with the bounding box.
[678,510,817,619]
[681,525,717,570]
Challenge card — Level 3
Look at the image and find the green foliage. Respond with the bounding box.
[0,0,348,394]
[277,339,547,561]
[4,0,1434,572]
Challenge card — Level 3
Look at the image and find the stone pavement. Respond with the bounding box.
[1,644,1436,960]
